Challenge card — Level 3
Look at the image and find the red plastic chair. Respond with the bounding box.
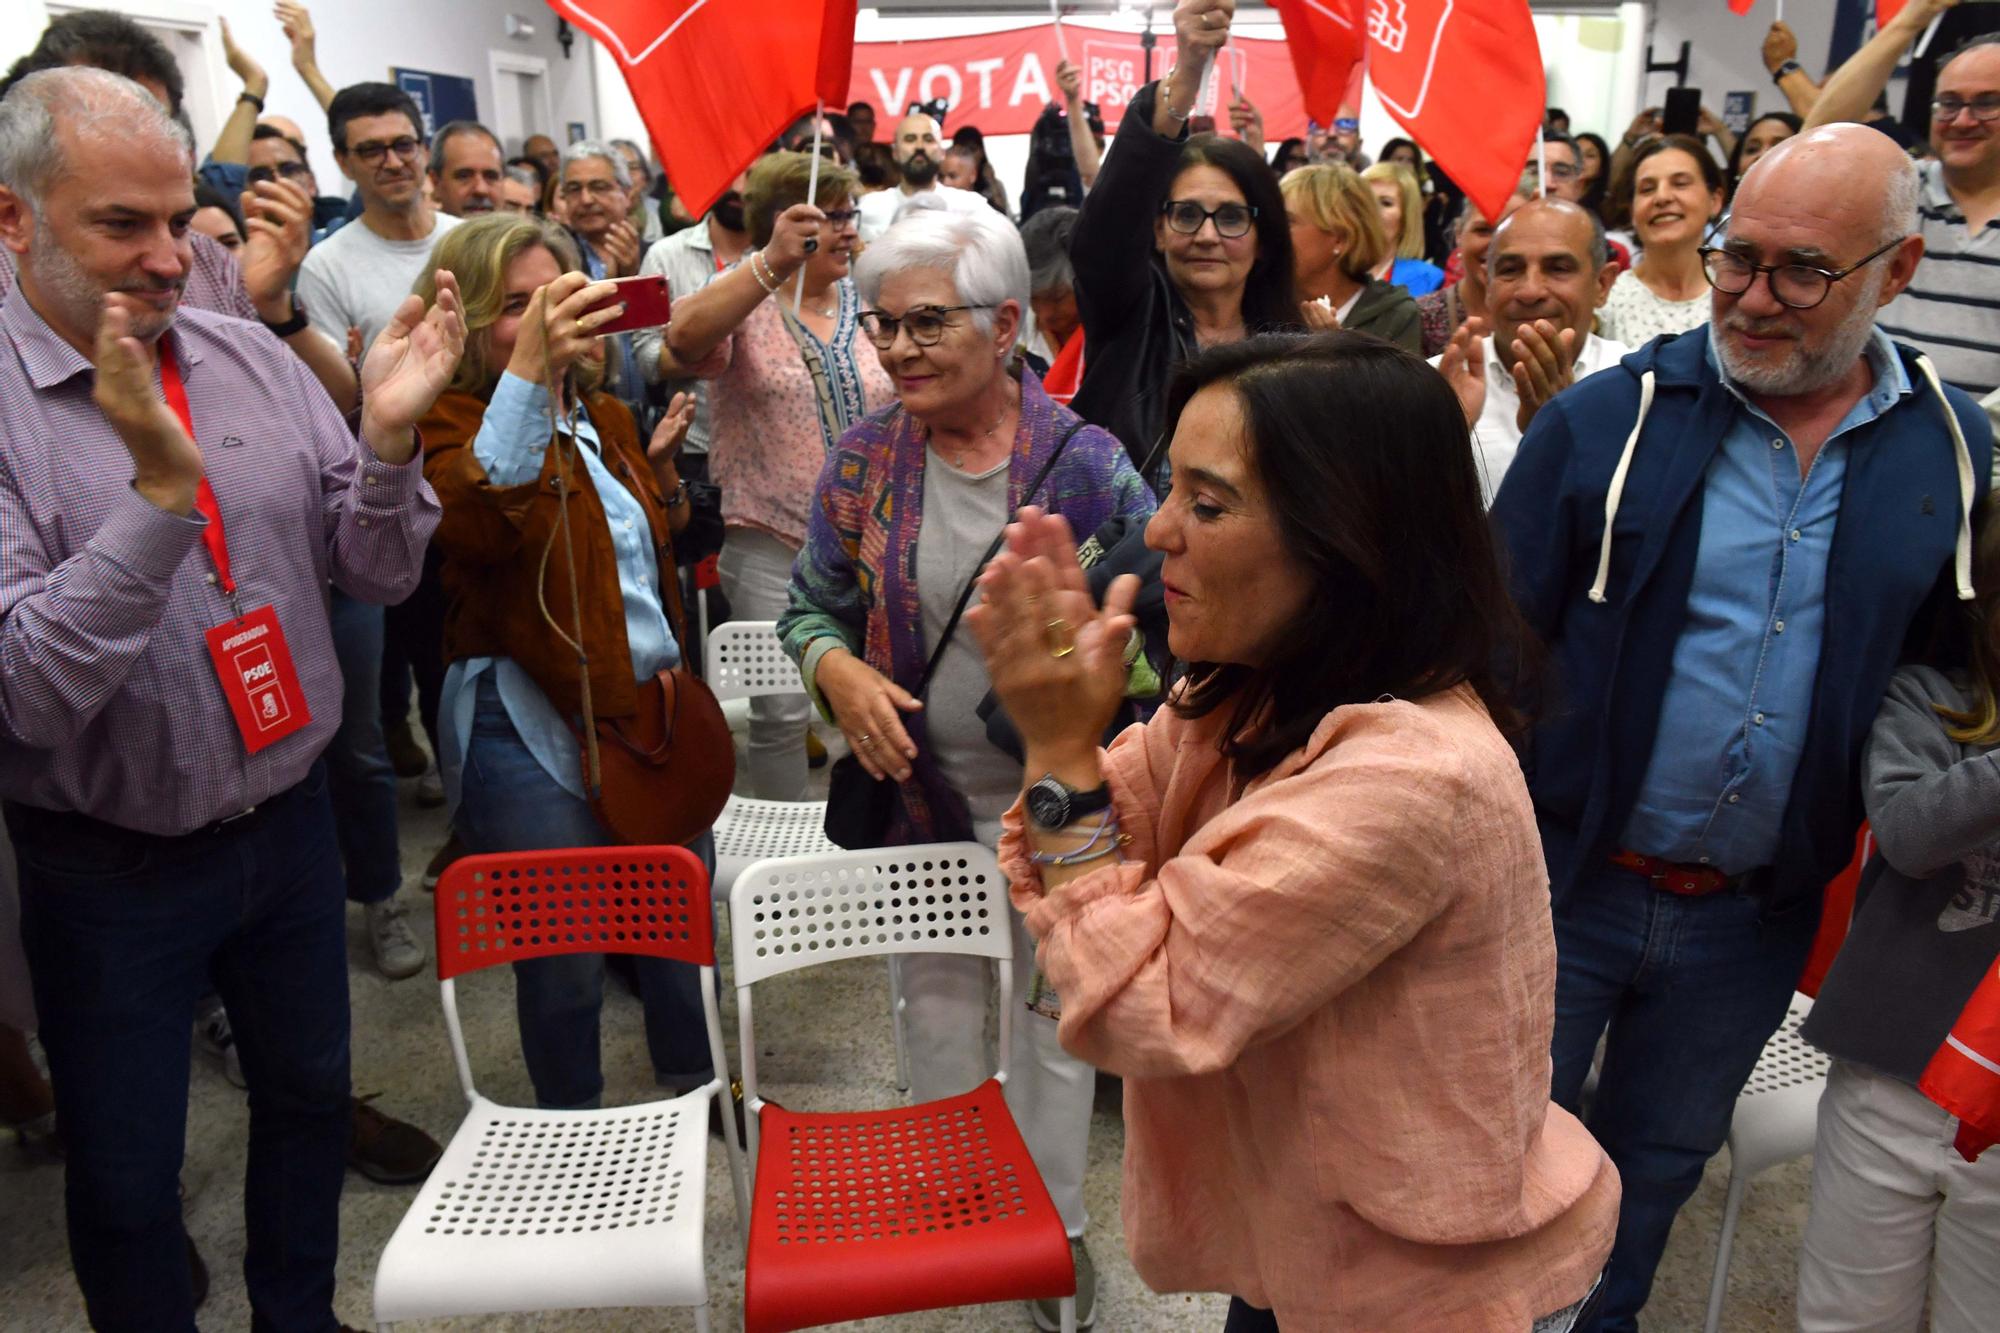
[729,843,1077,1333]
[373,846,746,1329]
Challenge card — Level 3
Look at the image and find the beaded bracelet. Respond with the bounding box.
[750,249,782,295]
[1030,809,1127,868]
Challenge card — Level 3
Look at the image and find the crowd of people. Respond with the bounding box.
[1,0,1998,1330]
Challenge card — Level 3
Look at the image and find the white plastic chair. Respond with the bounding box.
[373,846,747,1330]
[704,619,914,1093]
[1701,990,1831,1333]
[729,844,1077,1333]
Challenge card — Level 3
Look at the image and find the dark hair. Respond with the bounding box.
[1167,134,1300,332]
[251,122,310,165]
[1632,132,1724,198]
[0,10,184,114]
[507,154,551,189]
[952,124,985,151]
[192,180,244,236]
[1726,111,1801,193]
[1270,136,1308,173]
[847,99,876,119]
[1574,131,1612,215]
[431,120,502,174]
[1166,332,1537,776]
[328,83,424,154]
[853,141,895,189]
[1378,137,1424,168]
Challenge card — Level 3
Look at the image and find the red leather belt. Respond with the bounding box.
[1609,848,1738,897]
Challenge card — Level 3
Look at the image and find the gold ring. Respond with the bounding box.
[856,734,872,747]
[1045,617,1077,659]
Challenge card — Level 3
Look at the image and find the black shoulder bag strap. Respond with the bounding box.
[913,419,1085,698]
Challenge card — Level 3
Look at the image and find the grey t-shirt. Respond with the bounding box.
[296,210,461,355]
[916,448,1022,845]
[1803,664,2000,1083]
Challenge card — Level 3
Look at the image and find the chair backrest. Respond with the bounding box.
[704,619,806,703]
[434,845,714,980]
[1740,993,1830,1100]
[728,843,1012,987]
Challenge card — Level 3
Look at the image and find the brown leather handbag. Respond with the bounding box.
[581,662,735,847]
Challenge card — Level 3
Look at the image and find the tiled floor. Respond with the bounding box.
[1,736,1815,1331]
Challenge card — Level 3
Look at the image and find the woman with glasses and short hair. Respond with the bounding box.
[659,151,891,801]
[1068,0,1297,490]
[778,206,1154,1330]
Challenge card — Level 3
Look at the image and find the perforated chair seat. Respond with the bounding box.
[712,796,839,897]
[374,1091,714,1321]
[742,1078,1074,1333]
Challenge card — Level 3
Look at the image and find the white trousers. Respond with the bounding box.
[716,528,810,802]
[901,898,1095,1237]
[1797,1058,2000,1333]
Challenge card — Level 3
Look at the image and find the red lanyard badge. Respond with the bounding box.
[157,339,312,755]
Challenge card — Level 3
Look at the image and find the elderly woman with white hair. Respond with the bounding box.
[778,206,1154,1329]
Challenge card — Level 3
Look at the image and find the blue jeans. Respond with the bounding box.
[1549,861,1819,1333]
[13,764,350,1333]
[456,674,716,1110]
[326,590,400,906]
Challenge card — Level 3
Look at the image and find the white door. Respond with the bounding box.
[489,51,554,157]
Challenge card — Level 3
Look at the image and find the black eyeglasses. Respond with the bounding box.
[857,304,993,348]
[345,136,423,165]
[1932,94,2000,123]
[247,160,312,185]
[820,208,860,227]
[1160,200,1258,238]
[1699,237,1905,310]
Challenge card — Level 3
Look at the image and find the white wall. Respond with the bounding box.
[3,0,602,193]
[1644,0,1852,129]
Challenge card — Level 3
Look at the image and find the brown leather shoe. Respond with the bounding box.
[348,1095,441,1185]
[421,833,465,892]
[384,719,430,779]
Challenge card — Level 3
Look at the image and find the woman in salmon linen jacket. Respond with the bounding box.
[967,331,1621,1332]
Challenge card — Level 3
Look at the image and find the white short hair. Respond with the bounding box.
[560,138,630,191]
[853,207,1030,347]
[1879,152,1920,246]
[0,67,190,208]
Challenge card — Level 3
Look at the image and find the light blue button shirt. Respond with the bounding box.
[1620,330,1910,874]
[440,372,679,803]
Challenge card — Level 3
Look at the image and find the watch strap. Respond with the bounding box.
[1772,60,1802,85]
[261,296,310,339]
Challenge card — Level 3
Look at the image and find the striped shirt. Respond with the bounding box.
[0,230,259,323]
[1878,159,2000,398]
[0,290,439,835]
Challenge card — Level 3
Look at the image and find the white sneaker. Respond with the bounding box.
[194,998,246,1089]
[365,896,426,980]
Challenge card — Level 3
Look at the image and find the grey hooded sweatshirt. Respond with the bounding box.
[1803,664,2000,1083]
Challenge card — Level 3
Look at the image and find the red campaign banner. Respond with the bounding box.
[848,26,1316,139]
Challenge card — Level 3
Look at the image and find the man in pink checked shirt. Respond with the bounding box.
[0,67,460,1332]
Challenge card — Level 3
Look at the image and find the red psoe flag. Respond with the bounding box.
[549,0,858,218]
[1365,0,1546,224]
[1727,0,1757,16]
[1270,0,1366,128]
[1879,1,1911,25]
[1918,960,2000,1162]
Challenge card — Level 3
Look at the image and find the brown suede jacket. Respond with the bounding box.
[419,387,682,721]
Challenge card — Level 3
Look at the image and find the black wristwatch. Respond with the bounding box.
[1026,774,1113,831]
[261,295,310,339]
[1771,60,1802,85]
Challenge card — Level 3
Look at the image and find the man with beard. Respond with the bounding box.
[427,120,504,219]
[855,111,987,242]
[1490,125,1992,1333]
[1433,197,1625,503]
[296,82,461,984]
[636,168,751,483]
[0,66,458,1330]
[1810,2,2000,406]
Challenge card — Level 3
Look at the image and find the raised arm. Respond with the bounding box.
[1054,61,1103,190]
[1807,0,1956,130]
[1762,21,1823,119]
[661,204,820,372]
[276,1,336,112]
[207,19,268,167]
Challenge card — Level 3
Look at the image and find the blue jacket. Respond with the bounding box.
[1491,325,1991,917]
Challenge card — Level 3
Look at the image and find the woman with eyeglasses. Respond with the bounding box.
[1069,0,1297,488]
[778,207,1154,1328]
[1598,135,1726,348]
[660,151,890,802]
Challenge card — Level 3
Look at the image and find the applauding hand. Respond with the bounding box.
[358,271,467,461]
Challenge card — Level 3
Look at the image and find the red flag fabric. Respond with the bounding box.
[1362,0,1546,224]
[1880,1,1912,26]
[1728,0,1758,16]
[1269,0,1366,128]
[1918,959,2000,1162]
[550,0,857,218]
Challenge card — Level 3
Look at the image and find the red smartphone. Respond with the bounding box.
[584,274,672,335]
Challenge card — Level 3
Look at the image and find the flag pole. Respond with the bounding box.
[796,99,823,317]
[1537,127,1547,200]
[1775,0,1784,24]
[1051,0,1069,64]
[1916,12,1947,60]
